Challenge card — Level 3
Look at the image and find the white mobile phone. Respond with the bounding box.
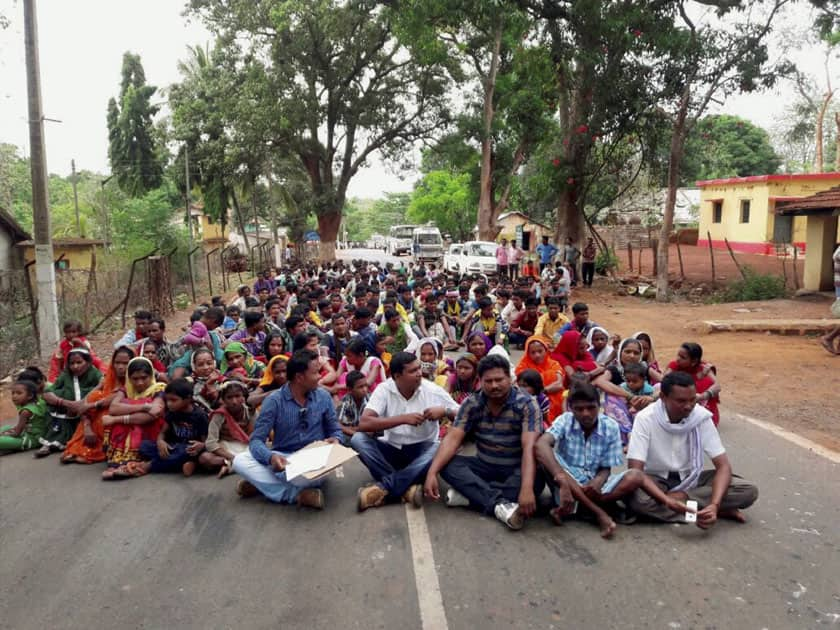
[685,500,698,523]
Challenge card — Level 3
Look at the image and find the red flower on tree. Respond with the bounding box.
[552,158,561,167]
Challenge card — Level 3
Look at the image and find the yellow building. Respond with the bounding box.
[697,173,840,255]
[17,238,105,270]
[495,211,551,252]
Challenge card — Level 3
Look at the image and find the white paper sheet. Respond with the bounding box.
[284,445,333,481]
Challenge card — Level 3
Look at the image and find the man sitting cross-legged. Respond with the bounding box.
[232,349,343,509]
[626,371,759,528]
[535,382,689,539]
[423,354,544,530]
[353,351,459,511]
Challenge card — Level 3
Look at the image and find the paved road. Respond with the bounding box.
[1,410,838,630]
[337,246,414,268]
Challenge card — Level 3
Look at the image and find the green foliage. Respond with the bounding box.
[107,53,164,197]
[681,115,781,182]
[408,171,474,240]
[595,248,619,275]
[184,0,455,243]
[343,194,410,242]
[721,268,787,302]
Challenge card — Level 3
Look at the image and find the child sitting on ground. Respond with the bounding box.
[620,362,655,426]
[517,368,553,430]
[48,320,105,382]
[0,379,48,453]
[335,370,369,446]
[222,305,241,336]
[138,378,209,476]
[247,355,288,409]
[200,381,253,478]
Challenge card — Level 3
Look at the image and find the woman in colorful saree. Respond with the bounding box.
[101,356,166,480]
[61,346,135,464]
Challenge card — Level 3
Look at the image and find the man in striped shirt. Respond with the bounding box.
[423,354,544,530]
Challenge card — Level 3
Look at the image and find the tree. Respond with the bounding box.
[655,0,792,301]
[187,0,454,259]
[680,115,781,182]
[408,171,474,240]
[520,1,687,246]
[395,0,556,240]
[107,52,164,197]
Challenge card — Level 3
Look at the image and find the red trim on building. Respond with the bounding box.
[696,173,840,188]
[697,239,808,255]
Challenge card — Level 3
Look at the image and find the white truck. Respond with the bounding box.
[444,240,498,276]
[387,224,417,256]
[412,226,444,264]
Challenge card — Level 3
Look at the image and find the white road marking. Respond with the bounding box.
[732,413,840,464]
[404,504,449,630]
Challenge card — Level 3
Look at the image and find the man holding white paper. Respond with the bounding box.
[353,351,459,511]
[626,371,758,528]
[232,349,343,509]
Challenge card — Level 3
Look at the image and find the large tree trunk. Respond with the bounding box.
[230,189,250,251]
[476,26,503,241]
[317,211,342,261]
[555,184,583,245]
[657,88,691,302]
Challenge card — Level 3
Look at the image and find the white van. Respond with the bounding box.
[412,226,444,263]
[448,241,498,275]
[387,224,417,256]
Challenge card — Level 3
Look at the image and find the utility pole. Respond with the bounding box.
[24,0,60,358]
[71,158,81,236]
[184,144,196,302]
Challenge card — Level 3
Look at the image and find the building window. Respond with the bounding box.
[740,200,750,223]
[712,201,723,223]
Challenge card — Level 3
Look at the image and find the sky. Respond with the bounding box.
[0,1,825,200]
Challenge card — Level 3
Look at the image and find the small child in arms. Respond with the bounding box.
[335,370,369,446]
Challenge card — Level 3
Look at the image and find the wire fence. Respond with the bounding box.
[0,247,235,377]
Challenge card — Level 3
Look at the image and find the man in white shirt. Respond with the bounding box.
[353,351,459,511]
[626,371,758,528]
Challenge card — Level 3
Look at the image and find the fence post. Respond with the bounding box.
[723,238,748,280]
[187,245,201,304]
[675,234,685,280]
[205,247,219,296]
[792,246,800,290]
[122,248,160,328]
[707,231,716,288]
[627,243,633,273]
[23,261,40,356]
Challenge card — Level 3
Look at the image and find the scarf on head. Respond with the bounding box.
[125,357,166,400]
[48,348,103,403]
[611,337,648,380]
[89,347,136,404]
[631,330,656,364]
[259,354,288,388]
[220,341,259,375]
[650,400,711,492]
[586,326,612,364]
[466,331,493,356]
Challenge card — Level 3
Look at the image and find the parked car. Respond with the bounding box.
[444,243,463,272]
[445,241,498,275]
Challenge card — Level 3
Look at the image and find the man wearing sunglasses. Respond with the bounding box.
[233,349,343,509]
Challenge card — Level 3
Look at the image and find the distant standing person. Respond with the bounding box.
[581,237,597,288]
[821,243,840,355]
[536,235,558,274]
[496,238,509,279]
[563,237,581,286]
[508,240,523,279]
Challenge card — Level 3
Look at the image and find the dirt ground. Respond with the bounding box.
[583,285,840,452]
[2,274,837,454]
[619,243,804,288]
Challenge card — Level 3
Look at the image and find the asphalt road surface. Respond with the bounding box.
[1,409,838,630]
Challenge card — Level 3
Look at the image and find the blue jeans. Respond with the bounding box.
[440,455,544,515]
[232,450,323,504]
[350,432,438,498]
